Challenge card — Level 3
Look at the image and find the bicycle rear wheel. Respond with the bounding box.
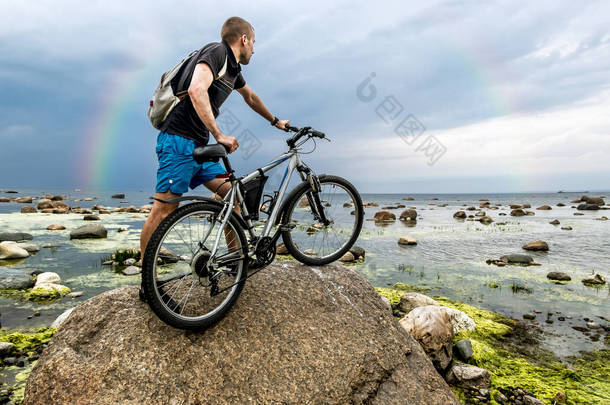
[141,202,248,331]
[281,175,364,265]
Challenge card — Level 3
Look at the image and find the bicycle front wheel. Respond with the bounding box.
[281,175,364,265]
[142,202,248,331]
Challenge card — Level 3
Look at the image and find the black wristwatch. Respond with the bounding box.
[271,116,279,126]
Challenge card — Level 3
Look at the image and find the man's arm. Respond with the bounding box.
[237,85,290,130]
[188,63,239,152]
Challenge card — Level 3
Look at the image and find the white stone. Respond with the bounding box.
[400,305,453,370]
[122,266,141,276]
[35,272,61,286]
[380,296,392,311]
[445,363,491,389]
[441,307,476,334]
[0,241,30,259]
[51,307,75,328]
[16,243,40,253]
[399,292,440,314]
[0,342,15,356]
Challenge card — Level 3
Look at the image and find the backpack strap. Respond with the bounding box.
[176,51,229,98]
[175,50,200,98]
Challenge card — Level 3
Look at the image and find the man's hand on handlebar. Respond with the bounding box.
[216,133,239,153]
[274,119,290,131]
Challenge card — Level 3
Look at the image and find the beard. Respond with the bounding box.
[239,51,252,65]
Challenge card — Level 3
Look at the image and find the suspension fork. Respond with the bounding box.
[298,166,330,225]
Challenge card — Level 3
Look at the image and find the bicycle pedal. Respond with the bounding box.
[279,223,296,231]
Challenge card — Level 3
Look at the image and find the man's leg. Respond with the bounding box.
[203,177,241,251]
[140,190,181,258]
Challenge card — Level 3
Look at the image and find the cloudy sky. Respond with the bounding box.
[1,0,609,193]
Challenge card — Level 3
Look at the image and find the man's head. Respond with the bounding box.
[221,17,255,65]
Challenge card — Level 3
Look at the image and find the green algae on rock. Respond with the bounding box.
[0,284,71,303]
[436,296,610,404]
[0,328,55,355]
[375,286,610,404]
[25,285,71,301]
[0,329,55,404]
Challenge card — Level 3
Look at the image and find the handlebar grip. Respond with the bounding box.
[311,130,325,138]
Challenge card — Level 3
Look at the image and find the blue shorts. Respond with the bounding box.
[155,132,226,194]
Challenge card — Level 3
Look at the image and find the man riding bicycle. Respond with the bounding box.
[140,16,290,260]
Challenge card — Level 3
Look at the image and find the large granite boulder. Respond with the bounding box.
[24,262,457,405]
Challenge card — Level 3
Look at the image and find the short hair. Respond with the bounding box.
[221,17,254,44]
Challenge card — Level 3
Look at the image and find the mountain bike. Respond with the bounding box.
[141,125,364,331]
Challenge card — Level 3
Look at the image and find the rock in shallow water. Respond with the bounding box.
[122,266,141,276]
[0,268,35,289]
[23,262,458,405]
[522,240,549,251]
[0,232,33,242]
[500,253,533,264]
[0,241,30,260]
[398,237,417,246]
[69,224,107,239]
[547,272,571,281]
[577,203,599,211]
[582,273,606,286]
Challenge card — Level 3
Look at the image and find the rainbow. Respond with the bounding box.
[77,42,170,190]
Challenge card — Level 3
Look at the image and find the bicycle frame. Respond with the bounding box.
[209,147,310,259]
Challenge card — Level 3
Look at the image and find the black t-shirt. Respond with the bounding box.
[162,40,246,145]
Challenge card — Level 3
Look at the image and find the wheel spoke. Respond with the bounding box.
[141,202,248,330]
[283,177,362,263]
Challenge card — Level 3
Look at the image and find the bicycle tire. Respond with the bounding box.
[280,175,364,265]
[142,202,248,331]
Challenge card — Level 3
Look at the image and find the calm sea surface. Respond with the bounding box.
[0,189,608,358]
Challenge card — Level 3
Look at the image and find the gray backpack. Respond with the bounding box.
[147,49,228,130]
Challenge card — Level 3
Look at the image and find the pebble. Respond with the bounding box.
[122,266,141,276]
[523,313,536,320]
[587,322,601,329]
[3,357,16,365]
[67,291,84,298]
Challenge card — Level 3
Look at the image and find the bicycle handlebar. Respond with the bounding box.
[284,125,326,148]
